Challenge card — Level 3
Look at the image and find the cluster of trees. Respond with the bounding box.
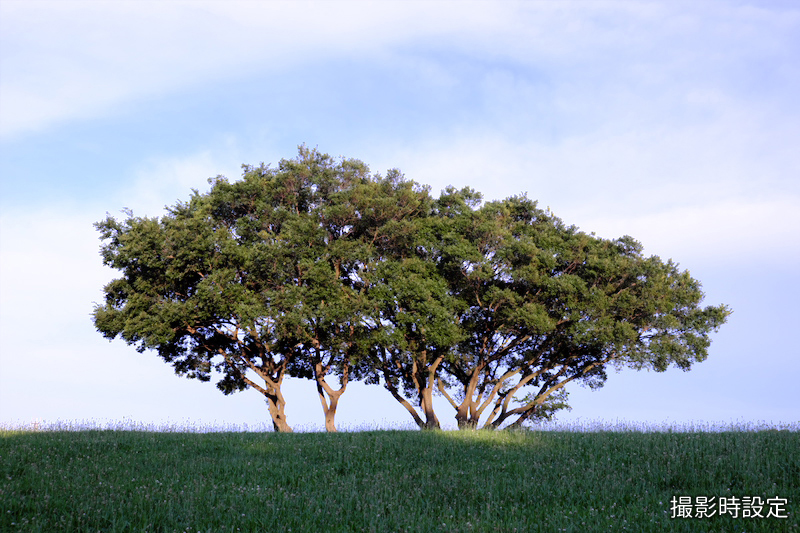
[93,146,730,432]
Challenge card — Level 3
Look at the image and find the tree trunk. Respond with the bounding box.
[452,362,513,430]
[457,417,478,430]
[420,386,441,430]
[265,391,292,433]
[380,350,443,430]
[454,406,469,429]
[317,380,345,433]
[455,402,477,429]
[505,413,530,431]
[323,396,339,433]
[231,363,293,433]
[383,381,425,428]
[314,361,348,432]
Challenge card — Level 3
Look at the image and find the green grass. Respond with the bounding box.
[1,425,798,532]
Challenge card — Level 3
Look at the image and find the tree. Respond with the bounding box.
[363,255,464,430]
[355,186,481,430]
[95,147,730,432]
[429,193,731,429]
[93,146,428,432]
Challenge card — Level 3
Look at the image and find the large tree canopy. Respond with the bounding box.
[94,146,730,431]
[94,146,431,432]
[429,195,731,429]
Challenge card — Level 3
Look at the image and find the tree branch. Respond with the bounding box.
[436,377,459,410]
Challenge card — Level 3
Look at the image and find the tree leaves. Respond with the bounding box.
[93,146,731,431]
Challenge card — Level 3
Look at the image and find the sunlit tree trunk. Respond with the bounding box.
[420,386,441,430]
[265,391,292,433]
[315,361,348,432]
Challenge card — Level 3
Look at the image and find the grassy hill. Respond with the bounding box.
[1,426,797,532]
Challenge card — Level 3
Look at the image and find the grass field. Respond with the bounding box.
[1,422,798,532]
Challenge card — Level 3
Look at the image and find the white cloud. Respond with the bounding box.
[378,112,800,266]
[0,208,111,344]
[4,1,797,140]
[390,114,795,208]
[117,150,240,217]
[0,0,507,139]
[565,196,800,265]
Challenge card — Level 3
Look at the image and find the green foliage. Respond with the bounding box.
[428,191,731,429]
[94,146,437,432]
[94,146,730,432]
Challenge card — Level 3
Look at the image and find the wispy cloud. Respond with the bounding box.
[116,148,241,216]
[4,1,797,140]
[0,1,504,139]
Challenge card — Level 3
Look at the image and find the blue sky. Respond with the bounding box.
[1,0,798,430]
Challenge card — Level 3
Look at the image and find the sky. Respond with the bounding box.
[1,0,798,431]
